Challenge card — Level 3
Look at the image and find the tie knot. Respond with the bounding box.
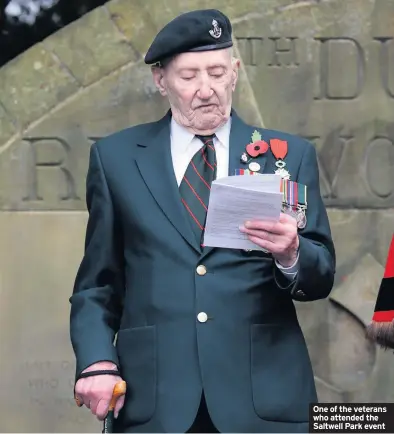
[196,134,216,146]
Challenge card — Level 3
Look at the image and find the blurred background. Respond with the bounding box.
[0,1,110,67]
[1,0,394,432]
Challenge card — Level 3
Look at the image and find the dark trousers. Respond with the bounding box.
[187,393,219,433]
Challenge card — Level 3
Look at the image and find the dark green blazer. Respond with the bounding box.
[69,109,335,433]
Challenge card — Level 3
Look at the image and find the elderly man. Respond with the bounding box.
[70,8,336,434]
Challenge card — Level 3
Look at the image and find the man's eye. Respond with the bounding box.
[210,70,225,78]
[181,76,194,81]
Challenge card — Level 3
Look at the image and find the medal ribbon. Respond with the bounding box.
[281,180,298,208]
[270,139,288,160]
[298,182,307,206]
[235,169,258,176]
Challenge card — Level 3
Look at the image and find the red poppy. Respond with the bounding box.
[246,140,269,158]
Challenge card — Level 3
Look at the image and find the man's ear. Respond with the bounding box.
[151,66,167,96]
[231,58,241,91]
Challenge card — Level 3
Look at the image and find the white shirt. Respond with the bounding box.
[170,116,231,185]
[170,117,299,278]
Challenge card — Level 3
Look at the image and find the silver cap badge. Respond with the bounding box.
[209,19,222,39]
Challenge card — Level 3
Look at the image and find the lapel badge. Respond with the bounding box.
[209,19,222,39]
[240,130,269,167]
[246,130,269,158]
[248,162,261,172]
[240,152,249,163]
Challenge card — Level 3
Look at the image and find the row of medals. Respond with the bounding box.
[241,154,307,253]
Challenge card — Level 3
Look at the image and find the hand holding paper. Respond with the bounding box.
[239,214,299,266]
[203,174,282,251]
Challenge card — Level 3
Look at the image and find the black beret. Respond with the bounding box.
[144,9,233,65]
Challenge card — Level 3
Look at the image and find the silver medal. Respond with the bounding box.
[282,204,297,219]
[296,209,307,229]
[275,160,290,180]
[275,166,290,180]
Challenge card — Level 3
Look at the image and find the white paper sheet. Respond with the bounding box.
[203,174,283,250]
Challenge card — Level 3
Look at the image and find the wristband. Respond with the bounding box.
[78,369,121,379]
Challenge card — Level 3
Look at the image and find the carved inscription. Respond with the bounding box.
[364,136,394,198]
[23,360,77,395]
[22,137,80,203]
[237,35,394,100]
[304,127,394,205]
[235,37,299,67]
[267,37,299,67]
[7,128,392,210]
[304,132,353,200]
[28,378,60,389]
[314,37,366,100]
[236,37,260,66]
[374,38,394,98]
[19,360,89,429]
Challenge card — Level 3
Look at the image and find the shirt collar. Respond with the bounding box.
[170,116,232,152]
[214,118,232,147]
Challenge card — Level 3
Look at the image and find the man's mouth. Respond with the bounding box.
[198,103,216,109]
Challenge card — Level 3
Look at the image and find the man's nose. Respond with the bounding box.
[197,78,214,100]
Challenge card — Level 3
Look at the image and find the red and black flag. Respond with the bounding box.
[366,235,394,349]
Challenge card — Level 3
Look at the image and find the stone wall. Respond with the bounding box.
[1,0,394,432]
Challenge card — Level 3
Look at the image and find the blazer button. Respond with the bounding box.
[196,265,207,275]
[197,312,208,323]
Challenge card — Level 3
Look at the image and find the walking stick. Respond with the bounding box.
[75,380,127,433]
[102,381,127,433]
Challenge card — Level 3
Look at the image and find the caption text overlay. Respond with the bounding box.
[309,404,394,433]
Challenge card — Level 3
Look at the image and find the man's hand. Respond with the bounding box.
[74,361,125,421]
[239,212,299,267]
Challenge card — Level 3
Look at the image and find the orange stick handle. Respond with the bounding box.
[108,380,127,411]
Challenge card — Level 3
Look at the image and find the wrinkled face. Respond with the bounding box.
[152,48,240,134]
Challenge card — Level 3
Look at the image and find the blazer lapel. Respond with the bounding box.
[135,111,201,253]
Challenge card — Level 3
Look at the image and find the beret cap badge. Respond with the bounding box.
[209,19,222,39]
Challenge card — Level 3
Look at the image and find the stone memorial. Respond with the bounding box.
[1,0,394,431]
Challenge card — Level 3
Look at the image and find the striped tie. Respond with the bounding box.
[179,135,217,246]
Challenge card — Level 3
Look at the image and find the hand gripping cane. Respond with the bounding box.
[75,380,127,433]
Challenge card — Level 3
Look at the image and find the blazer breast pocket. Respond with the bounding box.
[116,325,157,424]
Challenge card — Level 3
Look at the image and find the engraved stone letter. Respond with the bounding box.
[314,37,366,100]
[22,137,80,203]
